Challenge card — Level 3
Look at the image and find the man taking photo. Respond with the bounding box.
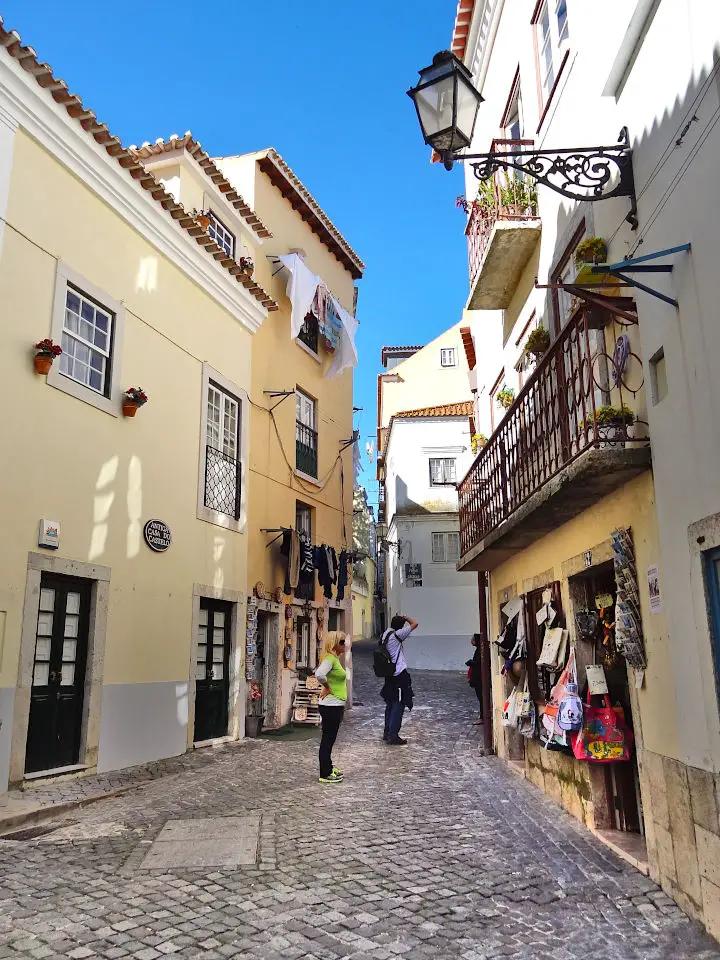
[381,614,419,745]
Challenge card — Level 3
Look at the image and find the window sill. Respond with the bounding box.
[24,764,88,782]
[197,504,246,533]
[295,338,322,364]
[46,367,120,417]
[294,469,322,488]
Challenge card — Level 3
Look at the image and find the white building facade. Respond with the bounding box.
[444,0,720,938]
[384,408,478,670]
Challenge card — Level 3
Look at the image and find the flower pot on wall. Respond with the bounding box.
[122,401,139,418]
[34,355,54,375]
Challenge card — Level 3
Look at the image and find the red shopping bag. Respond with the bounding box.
[571,692,633,763]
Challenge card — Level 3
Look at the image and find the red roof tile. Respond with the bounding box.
[130,135,273,240]
[451,0,476,59]
[395,401,474,419]
[255,149,365,280]
[0,18,278,312]
[460,326,476,370]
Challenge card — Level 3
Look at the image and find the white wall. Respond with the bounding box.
[460,0,720,771]
[385,416,474,523]
[384,415,478,670]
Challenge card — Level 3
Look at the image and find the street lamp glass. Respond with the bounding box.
[407,50,483,155]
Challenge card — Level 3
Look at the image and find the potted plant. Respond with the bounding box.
[499,176,538,215]
[195,211,211,230]
[34,338,62,375]
[471,433,488,455]
[584,404,635,445]
[475,178,497,211]
[237,256,254,275]
[574,237,608,268]
[246,680,264,738]
[122,386,148,418]
[525,327,551,364]
[496,387,515,410]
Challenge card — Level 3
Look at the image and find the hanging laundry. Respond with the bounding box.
[322,297,342,352]
[336,550,349,600]
[299,537,314,586]
[315,545,334,599]
[278,254,321,339]
[329,547,338,585]
[280,529,300,595]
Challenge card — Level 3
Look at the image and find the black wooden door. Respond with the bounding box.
[25,574,91,774]
[194,599,232,742]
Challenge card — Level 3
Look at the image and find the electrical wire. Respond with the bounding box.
[2,212,355,543]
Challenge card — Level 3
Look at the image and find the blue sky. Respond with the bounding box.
[2,0,469,501]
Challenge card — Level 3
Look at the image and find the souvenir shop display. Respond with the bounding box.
[571,691,634,763]
[611,527,647,668]
[540,647,579,751]
[245,598,258,681]
[536,627,568,671]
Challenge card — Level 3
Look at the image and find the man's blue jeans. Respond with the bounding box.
[384,699,405,740]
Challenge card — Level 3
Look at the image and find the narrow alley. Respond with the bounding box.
[0,647,718,960]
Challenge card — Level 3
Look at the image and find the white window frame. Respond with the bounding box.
[296,388,316,429]
[197,363,249,533]
[429,457,457,486]
[432,532,460,563]
[534,0,570,105]
[440,347,457,368]
[207,211,235,258]
[47,262,125,417]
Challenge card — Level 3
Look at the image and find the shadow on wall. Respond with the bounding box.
[395,475,457,516]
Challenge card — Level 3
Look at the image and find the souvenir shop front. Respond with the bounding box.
[490,484,660,847]
[246,525,352,732]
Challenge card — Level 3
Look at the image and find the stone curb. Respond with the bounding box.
[0,781,147,838]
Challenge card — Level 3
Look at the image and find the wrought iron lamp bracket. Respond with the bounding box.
[457,127,638,229]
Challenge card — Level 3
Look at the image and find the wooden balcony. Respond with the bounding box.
[465,140,541,310]
[457,303,651,571]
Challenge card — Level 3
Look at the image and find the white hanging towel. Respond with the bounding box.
[326,302,359,378]
[278,253,320,339]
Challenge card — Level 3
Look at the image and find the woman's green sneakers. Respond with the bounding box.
[318,770,344,784]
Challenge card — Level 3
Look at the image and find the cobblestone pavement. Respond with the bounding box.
[1,645,720,959]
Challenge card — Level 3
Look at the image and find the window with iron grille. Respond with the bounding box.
[297,312,319,355]
[429,458,457,485]
[207,212,235,258]
[60,285,114,396]
[432,532,460,563]
[440,347,456,367]
[296,389,318,478]
[204,383,241,519]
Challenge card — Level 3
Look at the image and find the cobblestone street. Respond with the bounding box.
[1,647,719,960]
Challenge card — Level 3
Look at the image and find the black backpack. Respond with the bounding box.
[373,630,401,678]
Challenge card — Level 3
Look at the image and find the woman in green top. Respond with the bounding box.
[314,631,347,784]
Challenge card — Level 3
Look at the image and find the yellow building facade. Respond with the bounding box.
[0,24,362,790]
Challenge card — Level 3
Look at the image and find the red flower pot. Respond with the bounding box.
[122,401,139,418]
[34,354,54,375]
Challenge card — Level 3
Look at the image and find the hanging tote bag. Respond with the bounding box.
[571,692,633,763]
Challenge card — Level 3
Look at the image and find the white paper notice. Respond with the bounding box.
[586,664,609,695]
[542,589,552,606]
[647,565,662,614]
[546,606,557,627]
[536,605,548,626]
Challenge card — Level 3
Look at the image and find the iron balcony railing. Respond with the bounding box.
[204,445,241,520]
[465,139,540,288]
[296,421,318,478]
[458,304,649,557]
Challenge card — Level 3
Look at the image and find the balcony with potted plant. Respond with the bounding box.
[457,299,650,572]
[462,139,542,310]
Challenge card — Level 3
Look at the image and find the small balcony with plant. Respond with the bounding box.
[457,299,650,571]
[461,139,541,310]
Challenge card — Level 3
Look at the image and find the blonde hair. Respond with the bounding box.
[320,631,345,661]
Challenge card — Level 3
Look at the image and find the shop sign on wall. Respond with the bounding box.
[38,519,60,550]
[143,519,171,552]
[647,565,662,614]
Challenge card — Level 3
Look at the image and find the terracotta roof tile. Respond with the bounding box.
[130,134,273,240]
[0,18,278,312]
[460,326,476,370]
[451,0,476,59]
[255,149,365,280]
[395,401,474,419]
[380,344,423,365]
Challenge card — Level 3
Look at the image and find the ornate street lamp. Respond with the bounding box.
[407,50,637,227]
